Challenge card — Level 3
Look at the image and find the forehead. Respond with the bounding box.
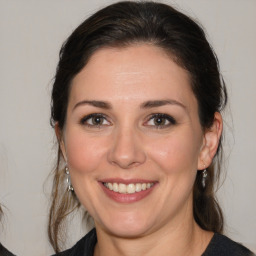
[69,44,196,108]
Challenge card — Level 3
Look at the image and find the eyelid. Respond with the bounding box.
[80,113,111,127]
[79,113,176,129]
[144,113,176,128]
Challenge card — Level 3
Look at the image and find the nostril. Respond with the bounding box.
[109,159,140,169]
[107,131,146,168]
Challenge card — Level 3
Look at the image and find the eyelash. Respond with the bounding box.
[80,113,110,128]
[145,113,176,129]
[79,113,176,129]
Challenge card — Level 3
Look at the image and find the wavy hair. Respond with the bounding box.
[49,1,227,252]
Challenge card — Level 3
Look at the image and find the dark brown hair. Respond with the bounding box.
[49,1,227,252]
[0,205,3,222]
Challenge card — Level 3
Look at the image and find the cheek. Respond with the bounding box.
[65,130,108,174]
[147,130,201,173]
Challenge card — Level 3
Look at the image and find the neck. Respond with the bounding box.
[94,217,213,256]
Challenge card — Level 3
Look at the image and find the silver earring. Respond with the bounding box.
[65,166,74,192]
[202,169,208,188]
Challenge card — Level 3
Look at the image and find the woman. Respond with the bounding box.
[49,1,254,255]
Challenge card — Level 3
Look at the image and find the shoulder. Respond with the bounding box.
[0,243,16,256]
[203,233,255,256]
[52,228,97,256]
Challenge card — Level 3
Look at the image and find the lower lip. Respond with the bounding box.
[99,182,156,203]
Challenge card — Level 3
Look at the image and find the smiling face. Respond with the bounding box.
[60,44,212,238]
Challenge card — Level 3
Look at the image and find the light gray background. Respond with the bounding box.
[0,0,255,255]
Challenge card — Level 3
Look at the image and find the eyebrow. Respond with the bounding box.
[72,99,186,111]
[141,99,186,109]
[73,100,112,111]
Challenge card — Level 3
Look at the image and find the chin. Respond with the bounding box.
[106,224,150,239]
[98,212,154,238]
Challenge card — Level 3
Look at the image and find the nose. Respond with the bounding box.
[107,127,146,169]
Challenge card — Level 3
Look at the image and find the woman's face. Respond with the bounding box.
[61,44,208,237]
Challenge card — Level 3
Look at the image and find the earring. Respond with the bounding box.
[65,166,74,192]
[202,169,208,188]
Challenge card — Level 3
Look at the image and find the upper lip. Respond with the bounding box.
[100,178,157,185]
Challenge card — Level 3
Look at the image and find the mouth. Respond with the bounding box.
[103,182,154,194]
[100,180,157,203]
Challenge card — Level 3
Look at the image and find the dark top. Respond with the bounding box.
[53,228,255,256]
[202,233,255,256]
[0,244,15,256]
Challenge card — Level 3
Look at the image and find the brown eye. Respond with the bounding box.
[91,116,104,125]
[80,114,111,127]
[154,117,167,126]
[146,114,176,128]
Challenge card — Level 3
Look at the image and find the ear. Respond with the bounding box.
[55,123,67,162]
[197,112,223,170]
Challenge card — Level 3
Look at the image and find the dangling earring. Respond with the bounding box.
[202,169,208,188]
[65,165,74,192]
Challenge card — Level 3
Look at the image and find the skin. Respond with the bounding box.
[58,44,222,256]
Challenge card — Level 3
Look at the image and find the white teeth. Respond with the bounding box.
[135,183,142,192]
[113,183,118,192]
[119,183,127,193]
[103,182,154,194]
[127,184,135,194]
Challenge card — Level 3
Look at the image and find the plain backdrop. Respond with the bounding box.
[0,0,255,255]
